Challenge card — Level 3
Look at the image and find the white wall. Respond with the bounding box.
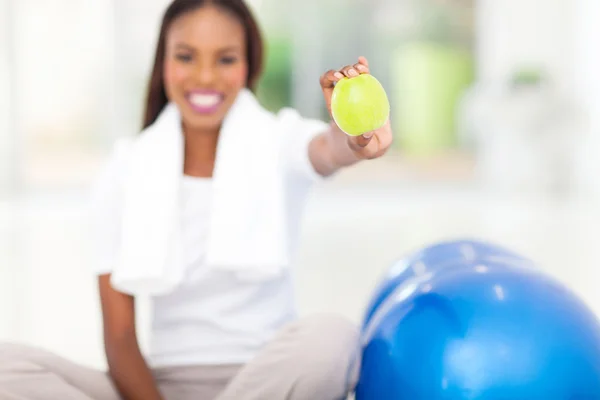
[0,0,17,195]
[572,0,600,195]
[476,0,575,89]
[475,0,600,196]
[0,202,18,341]
[0,0,17,341]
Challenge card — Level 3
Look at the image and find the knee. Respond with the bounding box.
[0,343,47,374]
[290,314,361,399]
[0,343,27,359]
[0,342,53,364]
[295,313,359,352]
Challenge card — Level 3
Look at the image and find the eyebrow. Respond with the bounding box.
[174,43,195,52]
[173,42,242,53]
[217,45,243,54]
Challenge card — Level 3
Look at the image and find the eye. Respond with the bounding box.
[219,56,238,65]
[175,53,193,63]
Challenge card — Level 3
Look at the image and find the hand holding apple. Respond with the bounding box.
[320,56,392,160]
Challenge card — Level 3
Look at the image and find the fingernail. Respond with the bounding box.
[334,72,344,79]
[362,132,373,139]
[349,69,358,77]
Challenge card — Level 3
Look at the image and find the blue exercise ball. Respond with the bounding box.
[362,239,532,331]
[356,259,600,399]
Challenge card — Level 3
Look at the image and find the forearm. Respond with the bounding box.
[309,117,393,177]
[105,334,164,400]
[308,122,363,177]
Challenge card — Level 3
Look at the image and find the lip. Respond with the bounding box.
[186,89,225,115]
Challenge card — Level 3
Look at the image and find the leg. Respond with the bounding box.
[216,313,361,400]
[0,343,120,400]
[154,365,242,400]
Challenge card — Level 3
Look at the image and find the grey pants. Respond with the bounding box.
[0,314,361,400]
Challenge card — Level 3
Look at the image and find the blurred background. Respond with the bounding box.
[2,0,600,369]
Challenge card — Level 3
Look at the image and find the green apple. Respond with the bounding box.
[331,74,390,136]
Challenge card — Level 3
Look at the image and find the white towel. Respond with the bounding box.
[111,89,291,296]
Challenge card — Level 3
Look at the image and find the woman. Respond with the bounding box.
[0,0,392,399]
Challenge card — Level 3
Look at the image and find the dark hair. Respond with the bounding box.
[141,0,264,129]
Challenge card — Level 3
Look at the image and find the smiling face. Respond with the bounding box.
[163,5,248,134]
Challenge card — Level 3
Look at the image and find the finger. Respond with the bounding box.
[347,133,373,150]
[320,70,345,114]
[354,62,369,74]
[319,69,345,89]
[358,56,369,68]
[340,64,360,78]
[348,134,382,159]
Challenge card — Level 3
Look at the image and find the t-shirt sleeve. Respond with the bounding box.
[88,139,131,276]
[277,107,330,183]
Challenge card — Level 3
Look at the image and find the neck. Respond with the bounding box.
[182,123,220,178]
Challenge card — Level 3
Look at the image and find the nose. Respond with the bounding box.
[194,64,216,86]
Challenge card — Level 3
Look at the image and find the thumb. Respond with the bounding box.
[320,69,344,114]
[347,132,374,150]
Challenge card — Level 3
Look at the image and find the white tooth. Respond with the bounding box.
[190,94,220,107]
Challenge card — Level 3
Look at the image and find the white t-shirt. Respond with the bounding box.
[90,109,328,367]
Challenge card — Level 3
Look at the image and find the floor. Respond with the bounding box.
[2,158,600,370]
